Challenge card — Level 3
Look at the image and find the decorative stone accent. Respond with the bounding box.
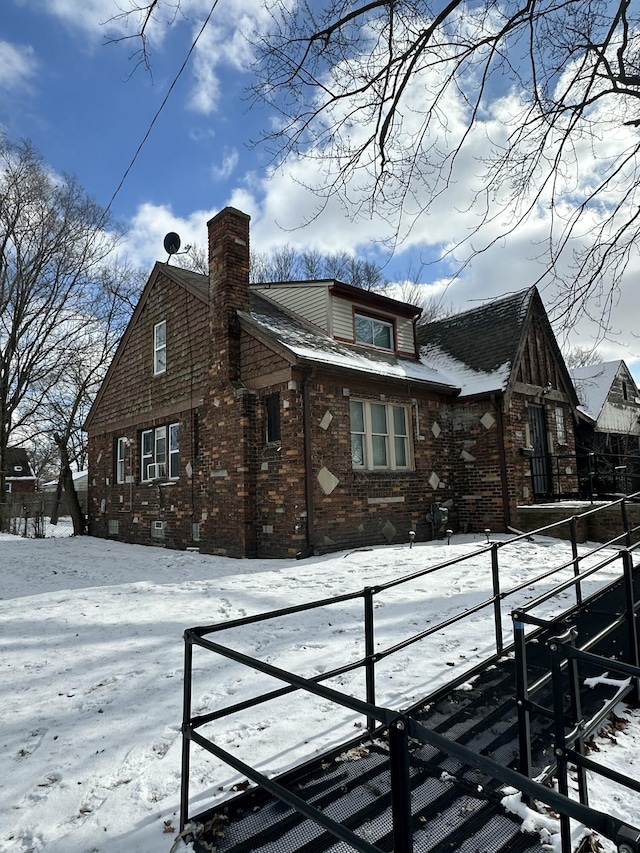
[429,471,441,490]
[367,496,405,504]
[261,461,269,471]
[460,450,476,462]
[262,525,274,534]
[318,466,339,495]
[185,461,193,477]
[480,412,496,429]
[319,410,333,431]
[211,469,228,479]
[381,520,397,543]
[431,421,441,438]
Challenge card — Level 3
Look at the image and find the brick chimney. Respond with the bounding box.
[208,206,250,383]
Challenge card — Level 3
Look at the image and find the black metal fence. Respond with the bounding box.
[180,494,640,852]
[530,451,640,499]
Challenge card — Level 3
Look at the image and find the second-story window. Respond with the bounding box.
[354,313,394,350]
[154,320,167,375]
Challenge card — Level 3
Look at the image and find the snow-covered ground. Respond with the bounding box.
[1,529,639,853]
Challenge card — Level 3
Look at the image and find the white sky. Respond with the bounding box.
[1,526,639,853]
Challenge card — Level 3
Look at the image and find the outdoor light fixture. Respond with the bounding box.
[408,530,416,548]
[446,529,453,545]
[484,528,491,544]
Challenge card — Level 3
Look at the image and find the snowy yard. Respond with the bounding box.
[1,530,639,853]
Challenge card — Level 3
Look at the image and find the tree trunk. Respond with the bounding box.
[53,433,85,536]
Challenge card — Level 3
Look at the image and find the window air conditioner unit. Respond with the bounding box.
[148,463,166,479]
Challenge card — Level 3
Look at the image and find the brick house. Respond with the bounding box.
[418,289,580,531]
[570,360,640,494]
[4,447,36,494]
[85,207,579,557]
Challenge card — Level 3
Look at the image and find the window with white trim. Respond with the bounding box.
[141,423,178,480]
[116,437,128,484]
[153,320,166,375]
[350,400,411,470]
[354,313,394,350]
[555,407,567,445]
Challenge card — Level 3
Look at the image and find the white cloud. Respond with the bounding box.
[123,201,217,268]
[211,147,239,180]
[0,40,38,92]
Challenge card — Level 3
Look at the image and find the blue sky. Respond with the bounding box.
[2,0,640,378]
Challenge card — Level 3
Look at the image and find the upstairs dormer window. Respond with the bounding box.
[355,313,394,351]
[154,321,166,375]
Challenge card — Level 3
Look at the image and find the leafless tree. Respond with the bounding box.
[0,136,124,531]
[247,0,640,332]
[563,345,604,369]
[105,2,640,334]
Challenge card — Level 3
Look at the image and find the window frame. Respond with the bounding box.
[350,399,412,471]
[265,393,281,444]
[141,423,179,481]
[153,320,167,375]
[354,312,395,351]
[116,437,128,484]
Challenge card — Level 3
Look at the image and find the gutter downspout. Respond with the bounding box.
[493,394,512,530]
[297,366,317,559]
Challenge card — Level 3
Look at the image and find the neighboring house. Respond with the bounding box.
[418,286,581,528]
[570,360,640,494]
[42,471,89,514]
[85,207,578,558]
[4,447,36,494]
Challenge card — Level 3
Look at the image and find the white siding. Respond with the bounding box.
[332,296,355,340]
[253,284,330,330]
[396,316,415,353]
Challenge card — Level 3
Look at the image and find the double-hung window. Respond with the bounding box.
[141,423,178,480]
[116,437,128,484]
[354,313,394,350]
[350,400,411,470]
[154,321,167,375]
[265,394,281,443]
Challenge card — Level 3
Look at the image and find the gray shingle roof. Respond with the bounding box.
[418,287,534,376]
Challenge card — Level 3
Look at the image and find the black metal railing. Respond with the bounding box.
[180,494,640,852]
[513,544,640,853]
[530,451,640,500]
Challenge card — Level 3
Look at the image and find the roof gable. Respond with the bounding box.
[84,262,208,431]
[418,288,534,396]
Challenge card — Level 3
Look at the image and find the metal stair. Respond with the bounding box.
[188,577,633,853]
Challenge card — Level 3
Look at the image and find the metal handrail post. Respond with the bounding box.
[622,498,632,547]
[549,640,572,853]
[389,715,413,853]
[491,543,503,655]
[567,632,589,807]
[180,632,194,833]
[570,516,582,606]
[622,550,640,705]
[364,587,376,733]
[513,611,532,787]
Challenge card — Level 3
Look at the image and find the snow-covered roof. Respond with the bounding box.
[570,361,622,421]
[242,292,459,393]
[419,345,512,396]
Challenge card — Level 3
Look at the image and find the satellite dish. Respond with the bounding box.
[164,232,181,255]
